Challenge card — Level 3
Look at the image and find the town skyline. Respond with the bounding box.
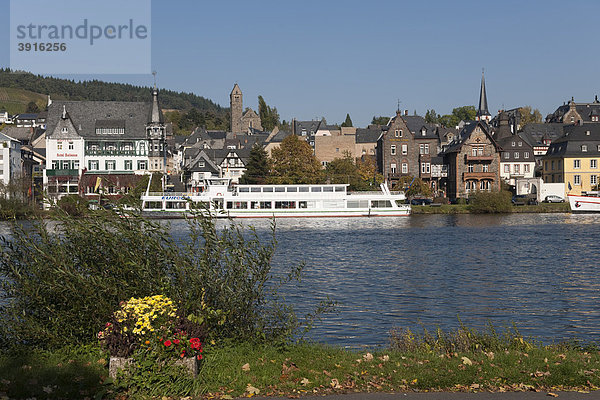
[1,0,599,127]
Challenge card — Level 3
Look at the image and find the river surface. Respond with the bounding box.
[2,213,600,348]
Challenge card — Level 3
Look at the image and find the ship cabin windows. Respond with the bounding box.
[275,201,296,209]
[371,200,392,208]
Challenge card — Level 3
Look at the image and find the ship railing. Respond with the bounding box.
[348,191,405,196]
[146,192,196,197]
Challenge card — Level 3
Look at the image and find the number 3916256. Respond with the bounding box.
[18,43,67,51]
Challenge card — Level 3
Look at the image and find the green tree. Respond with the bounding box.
[240,144,271,184]
[469,190,512,213]
[425,109,439,124]
[25,101,40,113]
[325,154,361,190]
[258,95,280,131]
[371,116,389,125]
[395,176,432,197]
[519,106,542,126]
[341,113,353,127]
[269,135,323,184]
[439,105,477,128]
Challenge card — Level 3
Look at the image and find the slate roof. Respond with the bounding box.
[442,121,499,154]
[294,120,321,136]
[546,99,600,123]
[16,113,38,120]
[269,130,293,143]
[390,114,439,139]
[519,123,564,147]
[496,134,534,161]
[46,100,158,139]
[1,126,35,143]
[544,124,600,158]
[355,126,383,143]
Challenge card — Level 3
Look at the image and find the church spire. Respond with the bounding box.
[476,69,491,123]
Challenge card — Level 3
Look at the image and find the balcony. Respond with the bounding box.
[46,169,79,177]
[463,172,496,180]
[85,149,140,156]
[465,154,495,162]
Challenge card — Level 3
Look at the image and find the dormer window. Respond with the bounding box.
[582,145,588,152]
[518,142,522,147]
[592,116,599,122]
[587,130,591,136]
[61,127,68,133]
[571,116,575,122]
[421,128,426,136]
[512,141,516,146]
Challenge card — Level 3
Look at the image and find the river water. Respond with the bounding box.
[2,213,600,348]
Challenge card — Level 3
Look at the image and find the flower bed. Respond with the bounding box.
[100,295,205,378]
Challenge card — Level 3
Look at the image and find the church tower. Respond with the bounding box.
[476,70,491,123]
[230,83,243,133]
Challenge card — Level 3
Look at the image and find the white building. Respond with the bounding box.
[0,132,22,186]
[44,90,167,202]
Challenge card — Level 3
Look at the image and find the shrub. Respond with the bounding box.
[468,190,512,213]
[55,194,89,216]
[0,211,317,349]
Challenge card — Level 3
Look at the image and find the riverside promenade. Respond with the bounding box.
[256,392,596,400]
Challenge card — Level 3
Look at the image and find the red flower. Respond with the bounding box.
[164,340,172,347]
[180,352,185,358]
[173,339,180,345]
[197,355,203,360]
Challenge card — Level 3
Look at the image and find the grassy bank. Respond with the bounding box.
[412,202,570,214]
[1,338,599,399]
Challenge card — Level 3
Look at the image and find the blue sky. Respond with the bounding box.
[1,0,599,127]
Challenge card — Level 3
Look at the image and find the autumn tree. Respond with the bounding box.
[356,156,383,188]
[519,106,542,127]
[240,144,271,184]
[258,95,280,131]
[269,134,323,184]
[341,113,353,127]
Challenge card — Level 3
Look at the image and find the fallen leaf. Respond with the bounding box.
[330,379,341,389]
[470,383,480,389]
[300,378,310,386]
[246,384,260,395]
[242,363,250,371]
[363,353,374,362]
[221,396,233,400]
[547,393,558,397]
[461,356,473,366]
[379,355,390,362]
[485,352,495,360]
[323,370,332,377]
[42,386,53,393]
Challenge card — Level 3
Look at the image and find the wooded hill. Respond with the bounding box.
[0,69,230,131]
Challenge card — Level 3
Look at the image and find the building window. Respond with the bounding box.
[514,152,519,159]
[574,159,581,169]
[137,160,147,170]
[124,160,132,170]
[321,161,328,167]
[571,116,575,123]
[592,116,599,122]
[420,144,425,154]
[591,175,597,186]
[68,142,74,150]
[524,152,529,159]
[425,144,429,154]
[482,164,488,172]
[592,159,598,169]
[61,127,68,133]
[511,141,516,147]
[582,145,588,152]
[89,160,99,170]
[391,163,396,174]
[106,160,116,170]
[395,129,402,137]
[551,160,555,170]
[401,144,407,155]
[468,164,474,172]
[518,141,522,147]
[504,164,510,173]
[57,142,63,150]
[514,164,520,174]
[391,145,396,155]
[504,152,509,159]
[401,163,408,173]
[524,164,530,173]
[574,175,581,185]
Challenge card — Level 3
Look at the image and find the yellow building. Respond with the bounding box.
[543,125,600,196]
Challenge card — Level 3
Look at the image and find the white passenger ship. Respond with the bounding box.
[141,178,411,218]
[568,192,600,213]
